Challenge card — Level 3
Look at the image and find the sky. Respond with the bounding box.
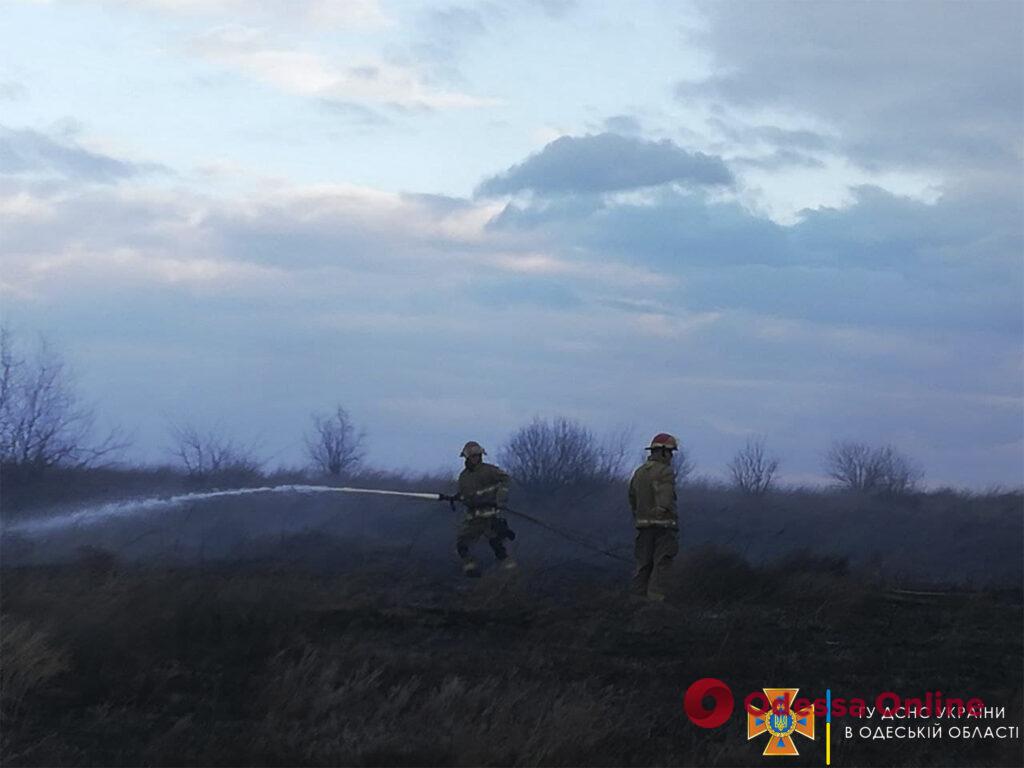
[1,0,1022,487]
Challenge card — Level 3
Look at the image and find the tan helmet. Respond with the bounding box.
[646,433,678,451]
[460,441,486,458]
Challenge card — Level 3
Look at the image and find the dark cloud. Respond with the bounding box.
[489,187,787,267]
[684,1,1023,177]
[471,276,583,310]
[602,114,643,136]
[4,165,1020,486]
[705,117,833,152]
[0,126,164,183]
[489,183,1022,336]
[476,133,734,196]
[487,193,609,230]
[731,149,825,170]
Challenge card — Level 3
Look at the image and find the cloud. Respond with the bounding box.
[317,99,391,127]
[527,0,577,18]
[404,1,582,88]
[2,126,1020,485]
[731,149,825,171]
[703,118,833,170]
[189,26,501,110]
[15,245,282,294]
[602,114,643,136]
[683,0,1023,182]
[408,4,491,82]
[0,79,28,101]
[82,0,388,27]
[488,178,1022,338]
[489,186,788,267]
[712,122,833,153]
[0,126,164,183]
[476,133,734,196]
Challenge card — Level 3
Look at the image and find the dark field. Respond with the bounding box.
[1,469,1022,766]
[2,544,1022,767]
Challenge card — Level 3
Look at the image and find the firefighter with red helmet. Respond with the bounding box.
[628,433,680,600]
[454,441,516,577]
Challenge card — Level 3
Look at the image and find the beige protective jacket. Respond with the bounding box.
[457,462,510,517]
[628,457,678,528]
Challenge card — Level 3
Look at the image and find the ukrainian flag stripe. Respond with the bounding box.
[826,689,832,766]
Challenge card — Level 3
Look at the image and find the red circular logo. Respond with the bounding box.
[683,678,735,729]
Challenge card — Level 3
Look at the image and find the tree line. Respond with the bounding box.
[0,328,924,496]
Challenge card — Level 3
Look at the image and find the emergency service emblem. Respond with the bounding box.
[747,687,815,756]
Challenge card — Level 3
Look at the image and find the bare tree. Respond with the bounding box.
[825,441,876,491]
[824,440,923,495]
[499,416,631,492]
[168,422,262,480]
[305,406,365,477]
[728,437,780,495]
[870,444,924,496]
[0,327,126,472]
[595,425,634,481]
[672,443,696,485]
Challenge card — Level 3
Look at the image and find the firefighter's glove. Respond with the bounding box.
[439,493,462,511]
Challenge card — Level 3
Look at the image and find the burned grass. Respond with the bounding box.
[1,543,1021,766]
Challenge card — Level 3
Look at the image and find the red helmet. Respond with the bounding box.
[646,433,678,451]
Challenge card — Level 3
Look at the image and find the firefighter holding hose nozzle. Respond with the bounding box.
[443,441,517,577]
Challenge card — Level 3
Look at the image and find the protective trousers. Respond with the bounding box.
[456,514,509,563]
[632,527,678,600]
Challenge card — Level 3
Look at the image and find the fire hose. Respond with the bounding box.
[297,485,630,564]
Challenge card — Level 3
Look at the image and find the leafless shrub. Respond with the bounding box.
[0,327,127,473]
[728,437,780,495]
[168,422,262,481]
[498,417,631,492]
[824,440,923,496]
[305,406,365,477]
